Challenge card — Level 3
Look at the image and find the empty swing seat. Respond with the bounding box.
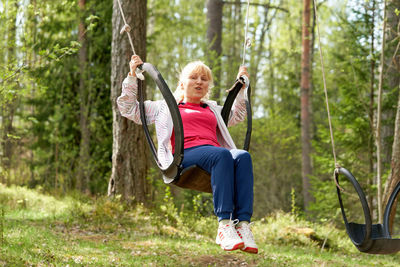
[336,167,400,254]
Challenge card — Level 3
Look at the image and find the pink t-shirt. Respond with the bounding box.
[171,102,220,153]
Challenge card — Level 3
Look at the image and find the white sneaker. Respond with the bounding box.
[215,219,244,251]
[236,222,258,254]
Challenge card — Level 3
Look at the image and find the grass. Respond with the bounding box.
[1,183,400,266]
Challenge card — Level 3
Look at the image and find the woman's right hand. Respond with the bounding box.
[129,55,144,77]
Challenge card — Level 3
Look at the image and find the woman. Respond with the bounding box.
[117,55,258,254]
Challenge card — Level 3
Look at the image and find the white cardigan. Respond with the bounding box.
[117,75,248,183]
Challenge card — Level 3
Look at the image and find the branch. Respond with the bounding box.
[223,1,289,12]
[0,64,26,85]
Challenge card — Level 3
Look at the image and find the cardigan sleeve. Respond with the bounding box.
[227,86,247,127]
[117,75,162,125]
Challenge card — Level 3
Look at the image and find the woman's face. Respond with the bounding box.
[181,71,210,103]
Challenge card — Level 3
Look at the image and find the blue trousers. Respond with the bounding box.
[182,145,254,222]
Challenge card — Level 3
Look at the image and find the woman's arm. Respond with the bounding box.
[227,66,249,127]
[117,55,162,124]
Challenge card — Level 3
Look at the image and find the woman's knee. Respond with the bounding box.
[214,147,233,161]
[240,150,251,160]
[232,149,252,162]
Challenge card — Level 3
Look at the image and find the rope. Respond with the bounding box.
[242,0,251,66]
[312,0,343,191]
[117,0,136,55]
[116,0,145,80]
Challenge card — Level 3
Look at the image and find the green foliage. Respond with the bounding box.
[230,114,302,217]
[309,0,392,222]
[150,186,216,239]
[191,192,214,216]
[0,205,3,246]
[159,186,180,225]
[147,0,209,88]
[0,0,113,193]
[291,187,300,217]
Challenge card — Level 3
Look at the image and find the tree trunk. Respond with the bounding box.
[367,0,376,219]
[300,0,313,210]
[1,103,15,173]
[28,0,38,188]
[232,0,241,68]
[250,3,273,95]
[1,0,18,180]
[109,0,149,204]
[381,0,400,195]
[206,0,223,102]
[386,93,400,231]
[77,0,91,193]
[375,0,391,223]
[383,0,400,230]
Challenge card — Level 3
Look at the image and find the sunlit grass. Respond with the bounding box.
[0,183,91,220]
[1,184,400,266]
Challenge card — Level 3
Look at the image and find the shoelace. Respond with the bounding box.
[220,219,240,240]
[237,222,254,240]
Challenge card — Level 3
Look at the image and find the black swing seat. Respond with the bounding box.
[347,223,400,254]
[138,63,252,193]
[336,167,400,254]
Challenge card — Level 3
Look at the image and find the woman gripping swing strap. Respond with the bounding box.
[117,55,258,254]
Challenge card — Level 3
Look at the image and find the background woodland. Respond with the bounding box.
[1,0,399,228]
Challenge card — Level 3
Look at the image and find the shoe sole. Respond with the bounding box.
[241,246,258,254]
[220,242,244,251]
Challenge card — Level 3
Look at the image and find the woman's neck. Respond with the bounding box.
[183,97,201,104]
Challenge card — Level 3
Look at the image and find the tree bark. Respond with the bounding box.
[109,0,149,204]
[381,0,400,194]
[383,0,400,230]
[77,0,91,193]
[300,0,313,210]
[386,92,400,231]
[207,0,223,102]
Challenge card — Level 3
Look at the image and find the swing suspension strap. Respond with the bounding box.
[313,0,343,190]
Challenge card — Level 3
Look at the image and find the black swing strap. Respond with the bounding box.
[138,63,184,179]
[221,78,252,151]
[335,168,373,249]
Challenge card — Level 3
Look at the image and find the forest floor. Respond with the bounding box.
[0,184,399,266]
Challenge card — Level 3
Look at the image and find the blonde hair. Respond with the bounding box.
[174,61,214,102]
